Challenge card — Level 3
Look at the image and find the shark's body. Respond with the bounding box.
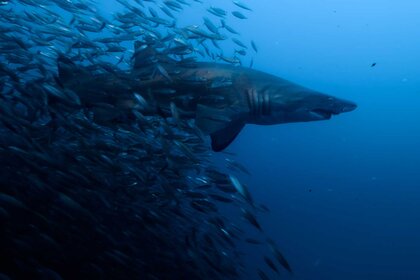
[58,57,357,151]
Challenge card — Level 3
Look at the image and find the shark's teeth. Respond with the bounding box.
[310,109,332,120]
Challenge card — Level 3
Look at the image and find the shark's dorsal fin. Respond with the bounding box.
[195,104,246,151]
[210,120,245,152]
[132,41,176,70]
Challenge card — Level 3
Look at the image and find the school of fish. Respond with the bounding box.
[0,0,292,280]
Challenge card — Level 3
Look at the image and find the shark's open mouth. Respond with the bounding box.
[310,109,333,119]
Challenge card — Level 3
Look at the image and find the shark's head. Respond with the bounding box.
[305,94,357,121]
[252,83,357,124]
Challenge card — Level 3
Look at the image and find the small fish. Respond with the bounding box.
[264,256,279,274]
[241,208,262,231]
[133,93,149,110]
[170,102,180,123]
[148,7,158,17]
[207,7,227,17]
[147,16,174,27]
[232,38,247,49]
[232,11,247,19]
[218,55,241,65]
[235,49,247,56]
[186,25,225,40]
[267,239,293,273]
[371,62,376,67]
[251,40,258,52]
[155,64,172,82]
[257,269,271,280]
[175,0,190,6]
[221,19,240,35]
[163,0,183,11]
[160,6,175,18]
[211,39,221,49]
[233,1,252,11]
[0,193,26,209]
[228,175,253,205]
[203,17,219,34]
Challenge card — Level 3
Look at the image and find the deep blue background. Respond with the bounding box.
[75,0,420,279]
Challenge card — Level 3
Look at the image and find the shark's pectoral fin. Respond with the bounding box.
[210,121,245,151]
[195,104,245,151]
[196,104,239,134]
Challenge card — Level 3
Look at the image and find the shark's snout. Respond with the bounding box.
[308,98,357,121]
[325,96,357,115]
[339,101,357,113]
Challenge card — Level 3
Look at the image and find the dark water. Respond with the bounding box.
[2,0,420,279]
[219,1,420,279]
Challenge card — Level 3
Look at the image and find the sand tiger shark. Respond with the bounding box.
[57,45,357,152]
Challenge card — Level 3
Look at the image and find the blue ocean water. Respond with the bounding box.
[217,1,420,279]
[2,0,419,279]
